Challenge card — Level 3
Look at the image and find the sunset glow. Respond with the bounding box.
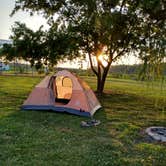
[98,54,108,67]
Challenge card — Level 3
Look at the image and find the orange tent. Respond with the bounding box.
[22,70,101,117]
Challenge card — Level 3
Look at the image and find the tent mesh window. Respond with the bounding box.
[54,76,72,104]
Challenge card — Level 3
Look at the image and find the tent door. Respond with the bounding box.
[54,76,72,104]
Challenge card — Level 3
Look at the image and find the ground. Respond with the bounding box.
[0,75,166,165]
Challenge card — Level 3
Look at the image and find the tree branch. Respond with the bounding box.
[120,0,126,12]
[112,48,127,62]
[98,58,105,69]
[88,52,98,76]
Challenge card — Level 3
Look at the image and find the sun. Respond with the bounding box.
[97,54,108,67]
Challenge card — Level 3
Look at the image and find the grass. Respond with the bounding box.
[0,75,166,165]
[82,76,166,107]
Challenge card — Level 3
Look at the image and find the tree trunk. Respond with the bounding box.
[96,63,111,95]
[32,67,34,76]
[14,59,16,75]
[97,75,102,94]
[88,51,112,95]
[96,62,102,93]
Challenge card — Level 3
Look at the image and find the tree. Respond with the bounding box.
[45,24,80,67]
[0,22,49,73]
[137,1,166,80]
[0,43,18,73]
[10,22,47,70]
[9,22,80,69]
[11,0,166,94]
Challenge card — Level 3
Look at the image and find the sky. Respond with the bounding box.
[0,0,49,40]
[0,0,140,66]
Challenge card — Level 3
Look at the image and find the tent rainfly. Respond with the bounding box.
[22,70,101,117]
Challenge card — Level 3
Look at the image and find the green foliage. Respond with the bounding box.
[10,22,47,69]
[0,43,16,61]
[10,0,166,93]
[45,25,81,65]
[1,22,79,71]
[18,65,25,74]
[109,64,166,81]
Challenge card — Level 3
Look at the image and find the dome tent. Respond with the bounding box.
[22,70,101,117]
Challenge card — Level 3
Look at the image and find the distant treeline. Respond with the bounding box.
[109,64,166,80]
[110,64,166,75]
[1,62,166,81]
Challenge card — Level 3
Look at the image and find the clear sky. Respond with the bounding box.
[0,0,48,40]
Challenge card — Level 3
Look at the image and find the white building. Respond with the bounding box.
[0,39,12,48]
[0,61,10,71]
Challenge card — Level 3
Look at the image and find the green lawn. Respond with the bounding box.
[0,75,165,165]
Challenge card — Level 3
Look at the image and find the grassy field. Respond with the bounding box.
[0,75,165,165]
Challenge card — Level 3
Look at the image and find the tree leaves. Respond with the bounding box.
[10,0,166,92]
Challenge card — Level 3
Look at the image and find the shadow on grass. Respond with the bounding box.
[0,90,166,165]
